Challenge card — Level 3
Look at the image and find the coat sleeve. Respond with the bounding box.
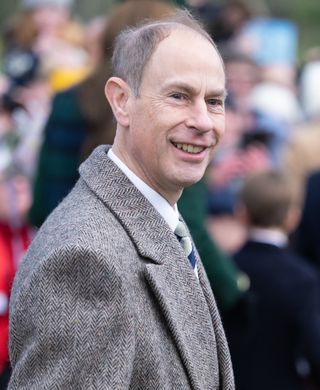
[9,245,135,389]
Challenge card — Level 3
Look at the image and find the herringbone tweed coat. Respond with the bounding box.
[9,145,234,390]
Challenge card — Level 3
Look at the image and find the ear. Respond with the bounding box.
[105,77,131,128]
[283,206,301,234]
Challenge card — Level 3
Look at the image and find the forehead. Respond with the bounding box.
[141,28,225,93]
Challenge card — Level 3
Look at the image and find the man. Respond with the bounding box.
[9,11,234,389]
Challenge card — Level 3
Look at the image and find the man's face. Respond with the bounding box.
[120,28,226,204]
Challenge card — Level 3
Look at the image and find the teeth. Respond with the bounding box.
[174,143,205,154]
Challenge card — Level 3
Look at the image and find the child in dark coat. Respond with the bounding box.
[225,169,320,390]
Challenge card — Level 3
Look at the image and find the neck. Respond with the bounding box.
[111,144,181,207]
[110,147,180,208]
[248,227,288,247]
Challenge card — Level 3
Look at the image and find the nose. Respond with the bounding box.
[185,100,214,133]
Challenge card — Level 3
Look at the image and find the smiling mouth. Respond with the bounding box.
[172,142,206,154]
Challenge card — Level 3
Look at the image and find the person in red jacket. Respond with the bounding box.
[0,175,34,388]
[0,233,14,388]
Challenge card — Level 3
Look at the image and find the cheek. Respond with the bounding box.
[131,104,183,155]
[131,127,158,163]
[148,101,184,125]
[215,115,226,138]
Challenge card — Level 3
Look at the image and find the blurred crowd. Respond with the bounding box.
[1,0,320,389]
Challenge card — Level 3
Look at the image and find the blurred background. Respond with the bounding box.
[1,0,320,59]
[1,0,320,389]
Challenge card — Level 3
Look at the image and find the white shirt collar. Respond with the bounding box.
[248,227,288,248]
[108,148,179,231]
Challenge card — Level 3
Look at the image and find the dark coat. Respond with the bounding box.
[225,240,320,390]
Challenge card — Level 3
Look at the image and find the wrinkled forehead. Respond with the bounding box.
[141,27,225,85]
[152,25,222,64]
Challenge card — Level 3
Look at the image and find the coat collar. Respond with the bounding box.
[79,145,177,264]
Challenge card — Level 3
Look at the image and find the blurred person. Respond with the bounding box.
[232,16,298,90]
[5,0,91,93]
[0,87,39,388]
[282,58,320,195]
[225,169,320,390]
[0,26,50,387]
[0,82,37,380]
[209,55,300,242]
[0,234,14,389]
[247,80,302,165]
[207,101,271,215]
[223,50,261,112]
[206,96,272,253]
[9,10,235,389]
[1,34,51,180]
[0,173,34,389]
[20,0,75,37]
[0,45,45,270]
[83,16,107,70]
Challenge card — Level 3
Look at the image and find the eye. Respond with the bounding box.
[170,92,187,101]
[207,98,225,113]
[207,98,224,107]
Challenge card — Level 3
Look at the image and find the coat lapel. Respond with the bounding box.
[144,258,219,390]
[197,263,235,389]
[79,146,225,389]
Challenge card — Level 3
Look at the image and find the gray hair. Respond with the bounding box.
[112,9,219,96]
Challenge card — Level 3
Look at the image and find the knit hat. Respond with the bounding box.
[21,0,74,10]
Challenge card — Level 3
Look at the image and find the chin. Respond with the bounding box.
[178,175,204,188]
[170,166,207,191]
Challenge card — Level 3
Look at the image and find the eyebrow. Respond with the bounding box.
[162,80,227,99]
